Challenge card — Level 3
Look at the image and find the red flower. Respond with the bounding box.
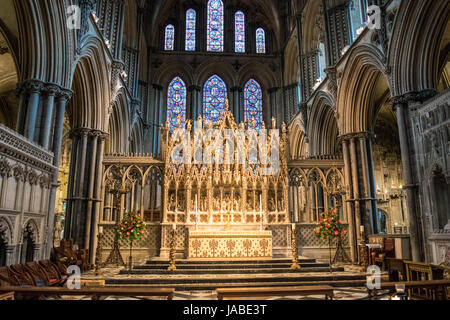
[334,231,339,235]
[127,232,130,236]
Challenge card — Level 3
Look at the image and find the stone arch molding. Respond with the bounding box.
[22,218,40,244]
[337,44,391,134]
[0,217,13,244]
[388,0,450,96]
[308,91,338,156]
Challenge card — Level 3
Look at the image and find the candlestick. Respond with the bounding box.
[259,194,263,230]
[172,223,176,230]
[195,194,198,230]
[360,225,364,233]
[99,226,103,234]
[292,223,295,231]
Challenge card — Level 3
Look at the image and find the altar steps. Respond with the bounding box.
[106,277,367,291]
[106,258,367,290]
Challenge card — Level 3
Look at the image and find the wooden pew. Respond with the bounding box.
[0,291,14,300]
[367,280,450,300]
[217,286,334,300]
[0,286,175,300]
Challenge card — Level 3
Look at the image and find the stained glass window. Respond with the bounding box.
[256,28,266,54]
[185,9,196,51]
[207,0,224,52]
[244,79,263,130]
[167,77,186,130]
[203,75,227,124]
[165,25,175,51]
[235,11,245,53]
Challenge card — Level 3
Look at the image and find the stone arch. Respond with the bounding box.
[22,218,39,243]
[0,217,13,244]
[388,0,450,96]
[106,91,130,154]
[284,36,299,85]
[130,120,144,154]
[308,91,339,156]
[153,61,194,88]
[196,60,236,89]
[68,39,111,131]
[14,0,73,87]
[337,44,389,134]
[289,118,308,160]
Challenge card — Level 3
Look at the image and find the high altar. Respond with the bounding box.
[159,102,289,260]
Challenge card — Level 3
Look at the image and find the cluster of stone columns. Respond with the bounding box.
[14,79,73,258]
[340,132,379,262]
[64,128,108,262]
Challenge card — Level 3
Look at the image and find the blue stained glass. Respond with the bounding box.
[203,75,227,124]
[165,25,175,51]
[244,79,263,130]
[167,77,186,130]
[207,0,224,52]
[185,9,196,51]
[256,28,266,54]
[235,11,245,53]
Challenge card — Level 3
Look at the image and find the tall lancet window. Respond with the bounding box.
[244,79,263,130]
[207,0,224,52]
[235,11,245,53]
[165,25,175,51]
[256,28,266,54]
[203,75,227,124]
[185,9,196,51]
[167,77,187,130]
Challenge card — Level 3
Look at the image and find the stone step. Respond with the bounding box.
[105,279,367,291]
[145,258,317,265]
[134,263,330,270]
[107,274,364,285]
[119,266,345,275]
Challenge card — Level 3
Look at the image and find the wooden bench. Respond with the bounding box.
[217,286,334,300]
[0,292,14,300]
[367,280,450,300]
[0,286,175,300]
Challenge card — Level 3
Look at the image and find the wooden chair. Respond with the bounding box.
[405,260,445,299]
[371,238,395,270]
[0,266,13,287]
[7,265,35,287]
[38,260,68,286]
[386,258,407,282]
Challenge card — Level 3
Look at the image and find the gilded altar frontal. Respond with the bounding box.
[0,0,449,304]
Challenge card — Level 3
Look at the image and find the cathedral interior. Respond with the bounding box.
[0,0,449,301]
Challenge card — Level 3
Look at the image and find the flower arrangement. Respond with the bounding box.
[314,209,347,242]
[116,212,147,242]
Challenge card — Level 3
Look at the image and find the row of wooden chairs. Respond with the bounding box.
[51,239,92,273]
[0,260,68,288]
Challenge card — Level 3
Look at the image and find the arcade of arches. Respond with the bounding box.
[0,0,449,270]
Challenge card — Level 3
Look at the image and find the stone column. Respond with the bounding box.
[44,88,73,259]
[152,84,162,156]
[230,87,242,122]
[84,132,99,249]
[349,136,362,239]
[40,85,60,149]
[89,132,107,263]
[391,98,422,261]
[358,132,376,235]
[23,80,44,142]
[341,138,357,262]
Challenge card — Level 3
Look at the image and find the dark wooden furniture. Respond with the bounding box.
[0,286,175,300]
[386,258,407,282]
[52,239,92,272]
[217,286,334,300]
[367,280,450,300]
[370,238,395,270]
[0,291,14,300]
[404,260,444,299]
